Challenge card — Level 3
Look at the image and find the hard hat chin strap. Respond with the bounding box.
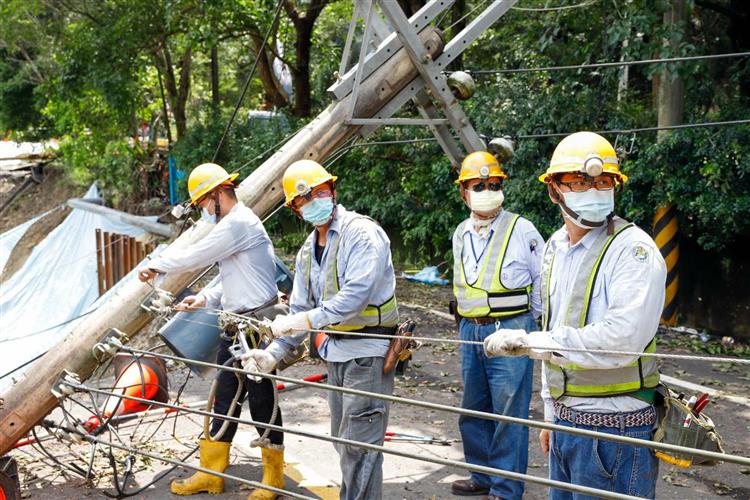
[213,190,222,221]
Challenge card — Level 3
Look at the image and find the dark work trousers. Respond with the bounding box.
[210,337,284,445]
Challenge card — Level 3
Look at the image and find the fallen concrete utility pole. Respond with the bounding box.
[0,26,445,455]
[67,198,175,238]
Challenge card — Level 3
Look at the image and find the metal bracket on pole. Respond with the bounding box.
[377,0,485,153]
[329,0,455,100]
[360,0,519,141]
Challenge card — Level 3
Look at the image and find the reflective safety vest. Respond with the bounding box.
[453,212,531,318]
[541,217,659,399]
[300,212,399,332]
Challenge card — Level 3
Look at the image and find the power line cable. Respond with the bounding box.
[512,0,598,12]
[515,118,750,139]
[211,0,285,162]
[462,51,750,75]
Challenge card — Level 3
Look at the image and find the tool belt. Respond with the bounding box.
[652,386,724,467]
[554,402,656,428]
[448,300,526,326]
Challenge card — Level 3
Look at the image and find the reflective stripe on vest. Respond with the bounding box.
[541,217,660,399]
[453,212,531,318]
[301,213,399,332]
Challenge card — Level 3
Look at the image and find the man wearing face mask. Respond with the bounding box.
[449,151,544,499]
[483,132,665,499]
[138,162,286,499]
[451,151,544,499]
[241,159,399,500]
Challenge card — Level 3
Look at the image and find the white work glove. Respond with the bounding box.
[240,349,280,381]
[269,311,311,337]
[483,329,555,361]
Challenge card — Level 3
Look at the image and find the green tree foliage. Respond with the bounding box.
[1,0,749,260]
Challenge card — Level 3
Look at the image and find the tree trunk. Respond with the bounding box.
[291,19,314,117]
[173,47,192,139]
[448,0,466,71]
[284,0,330,117]
[251,34,289,110]
[210,45,220,108]
[155,45,192,139]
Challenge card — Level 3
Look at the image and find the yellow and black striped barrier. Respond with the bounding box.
[653,203,679,325]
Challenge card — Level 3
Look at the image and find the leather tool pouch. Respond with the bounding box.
[383,319,416,374]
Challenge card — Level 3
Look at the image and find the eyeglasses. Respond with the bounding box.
[292,187,332,209]
[556,176,616,192]
[469,182,503,193]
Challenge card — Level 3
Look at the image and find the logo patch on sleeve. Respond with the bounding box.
[632,245,650,263]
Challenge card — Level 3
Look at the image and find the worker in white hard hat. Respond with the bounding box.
[241,159,399,500]
[449,151,544,499]
[138,162,286,499]
[483,132,666,498]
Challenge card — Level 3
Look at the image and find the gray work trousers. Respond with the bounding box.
[328,356,395,500]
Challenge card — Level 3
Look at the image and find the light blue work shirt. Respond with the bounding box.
[455,209,544,318]
[267,205,397,362]
[149,202,278,313]
[540,222,666,420]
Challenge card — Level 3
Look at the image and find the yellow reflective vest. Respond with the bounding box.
[541,217,660,399]
[453,212,532,318]
[300,212,398,332]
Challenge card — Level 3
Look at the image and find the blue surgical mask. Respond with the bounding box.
[201,207,217,224]
[561,189,614,226]
[300,197,334,226]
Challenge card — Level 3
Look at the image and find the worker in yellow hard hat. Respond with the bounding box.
[138,162,287,500]
[484,132,666,498]
[449,151,544,499]
[241,159,400,499]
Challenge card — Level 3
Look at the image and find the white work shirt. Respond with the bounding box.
[267,205,397,363]
[149,202,278,313]
[455,209,544,318]
[540,222,666,420]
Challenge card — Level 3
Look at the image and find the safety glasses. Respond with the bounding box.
[291,186,332,209]
[556,175,616,192]
[469,181,503,193]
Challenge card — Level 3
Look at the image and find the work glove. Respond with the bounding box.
[483,329,556,361]
[240,349,280,382]
[269,311,311,337]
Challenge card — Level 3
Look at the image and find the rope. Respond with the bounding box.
[107,347,750,467]
[62,383,646,500]
[211,0,285,162]
[463,51,750,75]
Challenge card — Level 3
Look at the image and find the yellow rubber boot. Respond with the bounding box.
[171,439,231,495]
[249,446,285,500]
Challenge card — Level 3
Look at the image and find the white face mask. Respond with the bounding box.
[561,189,614,227]
[201,207,217,224]
[469,189,504,214]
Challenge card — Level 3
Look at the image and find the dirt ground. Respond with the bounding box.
[7,279,750,500]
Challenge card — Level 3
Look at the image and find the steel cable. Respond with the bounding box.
[64,383,644,500]
[99,347,750,467]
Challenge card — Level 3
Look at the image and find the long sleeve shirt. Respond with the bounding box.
[149,202,278,313]
[540,222,666,420]
[266,205,397,363]
[453,210,544,318]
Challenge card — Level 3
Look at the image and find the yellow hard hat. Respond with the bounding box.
[455,151,508,185]
[282,160,338,206]
[187,163,239,205]
[539,131,628,184]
